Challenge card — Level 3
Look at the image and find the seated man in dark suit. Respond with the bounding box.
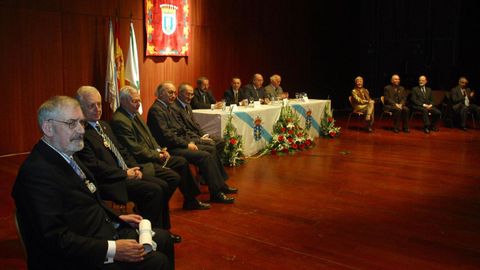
[383,74,410,133]
[12,95,173,270]
[191,76,223,109]
[224,76,248,106]
[75,86,182,242]
[172,83,226,158]
[111,86,210,211]
[410,75,441,133]
[147,81,237,204]
[450,76,480,131]
[243,73,268,104]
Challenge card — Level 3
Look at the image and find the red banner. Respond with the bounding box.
[145,0,190,56]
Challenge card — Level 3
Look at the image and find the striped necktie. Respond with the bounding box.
[95,123,128,170]
[69,158,86,179]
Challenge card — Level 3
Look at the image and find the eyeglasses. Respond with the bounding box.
[48,119,87,129]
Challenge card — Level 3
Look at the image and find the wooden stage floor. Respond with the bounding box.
[1,116,480,269]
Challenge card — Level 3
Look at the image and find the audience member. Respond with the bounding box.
[147,81,237,204]
[450,76,480,131]
[243,73,268,103]
[12,95,174,269]
[351,76,375,132]
[191,76,223,109]
[173,83,226,155]
[75,86,179,236]
[383,74,410,133]
[111,86,210,211]
[410,75,441,133]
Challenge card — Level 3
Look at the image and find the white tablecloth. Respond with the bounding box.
[192,99,330,157]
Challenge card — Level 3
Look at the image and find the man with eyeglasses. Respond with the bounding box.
[12,96,174,269]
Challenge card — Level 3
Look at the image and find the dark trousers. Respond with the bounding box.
[412,106,442,128]
[125,179,166,229]
[169,148,227,194]
[385,105,409,130]
[103,228,174,270]
[453,103,480,128]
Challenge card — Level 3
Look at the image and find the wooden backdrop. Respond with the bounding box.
[1,0,477,155]
[0,0,315,155]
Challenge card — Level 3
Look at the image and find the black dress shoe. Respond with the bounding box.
[462,127,468,131]
[221,186,238,194]
[403,128,410,133]
[210,192,235,204]
[424,128,430,134]
[393,128,400,133]
[366,126,373,133]
[170,233,182,244]
[183,199,211,210]
[430,126,439,132]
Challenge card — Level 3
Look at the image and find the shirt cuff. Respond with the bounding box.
[105,240,116,264]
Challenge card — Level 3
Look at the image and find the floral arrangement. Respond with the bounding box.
[320,102,341,138]
[221,112,245,166]
[262,104,314,155]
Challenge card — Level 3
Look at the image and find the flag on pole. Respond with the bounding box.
[115,17,125,89]
[125,21,143,114]
[105,19,119,112]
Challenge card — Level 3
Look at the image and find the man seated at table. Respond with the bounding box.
[12,95,174,269]
[191,76,223,109]
[147,81,238,204]
[110,86,210,211]
[224,76,248,106]
[265,74,288,100]
[243,73,269,104]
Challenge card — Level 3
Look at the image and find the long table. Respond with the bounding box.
[192,99,330,157]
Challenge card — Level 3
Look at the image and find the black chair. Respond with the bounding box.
[345,96,365,130]
[379,96,393,123]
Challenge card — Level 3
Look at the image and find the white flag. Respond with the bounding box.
[125,22,142,114]
[105,19,119,112]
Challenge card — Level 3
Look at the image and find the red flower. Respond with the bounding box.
[288,129,294,135]
[297,132,303,137]
[283,148,289,153]
[292,143,298,149]
[305,139,311,146]
[229,138,237,145]
[271,149,276,155]
[300,143,305,149]
[329,131,336,137]
[281,127,286,133]
[288,137,293,143]
[278,135,284,141]
[328,117,334,123]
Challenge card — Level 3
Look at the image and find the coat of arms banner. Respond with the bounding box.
[145,0,190,56]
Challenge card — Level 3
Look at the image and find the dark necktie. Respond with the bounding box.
[69,158,86,180]
[421,87,426,97]
[95,123,128,170]
[234,91,238,103]
[202,93,206,103]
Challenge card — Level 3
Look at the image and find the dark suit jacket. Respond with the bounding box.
[243,83,267,101]
[384,85,407,106]
[111,107,164,164]
[410,86,434,110]
[76,121,142,204]
[172,99,206,137]
[224,87,248,105]
[147,99,199,149]
[191,88,217,109]
[450,86,474,110]
[12,140,123,270]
